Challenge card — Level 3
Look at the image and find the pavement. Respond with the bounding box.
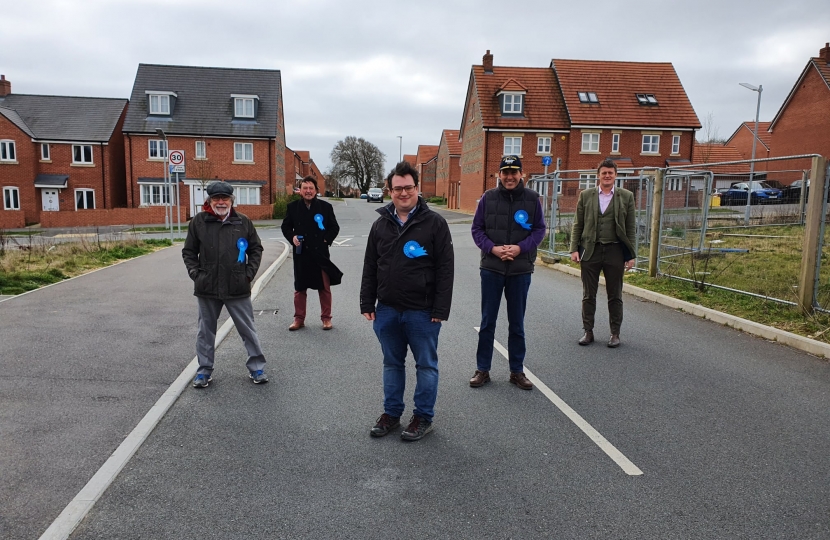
[3,199,830,539]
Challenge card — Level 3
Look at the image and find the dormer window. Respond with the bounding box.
[145,91,177,115]
[502,93,523,114]
[232,94,259,119]
[578,92,599,103]
[636,93,658,105]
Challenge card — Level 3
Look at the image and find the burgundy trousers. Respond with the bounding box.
[293,270,332,322]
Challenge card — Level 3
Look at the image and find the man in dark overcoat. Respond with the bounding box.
[281,176,343,330]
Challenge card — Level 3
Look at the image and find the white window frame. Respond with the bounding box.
[234,97,255,118]
[503,137,522,155]
[195,140,206,159]
[668,178,683,191]
[611,133,620,154]
[41,143,50,161]
[581,133,600,153]
[641,135,660,154]
[502,93,523,114]
[0,140,16,162]
[234,142,254,162]
[579,173,597,190]
[537,137,551,154]
[72,144,93,164]
[3,186,20,210]
[671,135,681,155]
[148,139,168,159]
[140,184,171,206]
[75,188,95,210]
[233,186,261,205]
[149,94,170,115]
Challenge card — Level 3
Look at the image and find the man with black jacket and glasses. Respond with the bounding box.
[360,161,454,442]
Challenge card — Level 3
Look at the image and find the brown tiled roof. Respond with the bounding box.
[726,121,772,149]
[416,145,439,165]
[551,59,700,128]
[441,129,462,155]
[499,78,527,92]
[692,142,749,173]
[472,65,569,129]
[403,154,417,165]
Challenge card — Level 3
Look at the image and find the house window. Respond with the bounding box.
[642,135,660,154]
[234,142,254,162]
[611,133,620,153]
[72,145,93,164]
[579,173,597,190]
[149,94,170,115]
[581,133,600,153]
[234,186,261,205]
[578,92,599,103]
[537,137,551,154]
[0,140,16,161]
[502,94,523,114]
[668,178,683,191]
[140,184,171,205]
[234,98,255,118]
[41,144,50,161]
[75,189,95,210]
[503,137,522,155]
[636,94,658,105]
[3,187,20,210]
[195,140,206,159]
[671,135,681,155]
[149,139,168,159]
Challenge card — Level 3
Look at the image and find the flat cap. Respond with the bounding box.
[206,181,234,197]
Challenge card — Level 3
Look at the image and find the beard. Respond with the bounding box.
[211,202,231,216]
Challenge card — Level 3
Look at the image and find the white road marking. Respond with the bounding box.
[475,327,643,476]
[332,237,353,246]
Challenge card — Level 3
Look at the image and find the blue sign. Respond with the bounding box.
[542,156,552,167]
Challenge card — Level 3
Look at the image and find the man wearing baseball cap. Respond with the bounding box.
[470,155,546,390]
[182,181,269,388]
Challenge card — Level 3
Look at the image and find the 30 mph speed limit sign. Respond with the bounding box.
[169,150,185,165]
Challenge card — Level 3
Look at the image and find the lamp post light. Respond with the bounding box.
[397,135,402,162]
[155,128,173,242]
[739,82,763,226]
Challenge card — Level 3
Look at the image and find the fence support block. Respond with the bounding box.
[798,155,827,314]
[648,170,664,277]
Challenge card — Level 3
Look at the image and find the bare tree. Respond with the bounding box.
[695,112,728,164]
[330,136,386,194]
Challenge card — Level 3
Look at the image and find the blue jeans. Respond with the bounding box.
[476,269,532,373]
[373,302,441,422]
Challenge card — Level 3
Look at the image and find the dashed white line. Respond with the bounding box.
[475,327,643,476]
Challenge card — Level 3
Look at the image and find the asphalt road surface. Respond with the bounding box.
[6,198,830,539]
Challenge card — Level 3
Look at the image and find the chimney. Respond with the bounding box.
[483,50,493,74]
[0,75,10,97]
[821,42,830,64]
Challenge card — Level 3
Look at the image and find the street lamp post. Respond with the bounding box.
[739,82,763,226]
[155,128,173,242]
[397,136,402,162]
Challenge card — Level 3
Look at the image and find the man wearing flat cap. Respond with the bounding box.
[182,181,269,388]
[469,155,546,391]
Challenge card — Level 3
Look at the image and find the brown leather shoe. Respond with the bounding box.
[469,370,490,387]
[322,320,333,330]
[509,372,533,390]
[578,331,594,346]
[288,319,304,331]
[607,334,621,348]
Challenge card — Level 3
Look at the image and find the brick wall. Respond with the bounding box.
[0,210,26,229]
[566,128,694,172]
[39,206,168,228]
[459,87,485,212]
[770,64,830,162]
[0,116,38,224]
[420,159,437,198]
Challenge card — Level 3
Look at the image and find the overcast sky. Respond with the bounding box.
[2,0,826,172]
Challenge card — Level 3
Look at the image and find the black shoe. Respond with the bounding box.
[401,415,433,442]
[370,413,400,437]
[249,369,269,384]
[192,373,212,388]
[607,334,621,348]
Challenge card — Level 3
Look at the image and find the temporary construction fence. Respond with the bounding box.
[532,154,830,313]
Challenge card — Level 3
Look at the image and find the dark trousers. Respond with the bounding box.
[580,242,625,335]
[476,268,532,373]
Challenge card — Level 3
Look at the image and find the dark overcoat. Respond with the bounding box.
[281,197,342,291]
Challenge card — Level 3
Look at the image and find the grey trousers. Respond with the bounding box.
[196,296,266,375]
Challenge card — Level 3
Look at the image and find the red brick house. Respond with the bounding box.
[123,64,287,221]
[403,154,417,167]
[0,75,128,228]
[414,144,439,198]
[693,142,752,191]
[457,51,700,212]
[285,148,326,193]
[436,129,461,208]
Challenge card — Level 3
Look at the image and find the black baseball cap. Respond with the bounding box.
[499,155,522,170]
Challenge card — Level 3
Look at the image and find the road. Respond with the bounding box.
[4,198,830,539]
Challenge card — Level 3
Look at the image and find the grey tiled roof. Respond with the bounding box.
[34,174,69,187]
[0,95,127,141]
[123,64,282,138]
[0,106,35,137]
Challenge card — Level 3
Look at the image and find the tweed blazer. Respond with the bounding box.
[569,187,636,263]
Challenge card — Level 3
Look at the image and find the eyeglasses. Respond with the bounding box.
[390,185,416,194]
[210,195,232,201]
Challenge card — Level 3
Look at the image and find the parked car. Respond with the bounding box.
[360,193,368,199]
[781,180,830,203]
[719,181,782,206]
[367,187,384,203]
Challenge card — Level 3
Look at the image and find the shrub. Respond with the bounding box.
[427,196,446,205]
[273,192,301,219]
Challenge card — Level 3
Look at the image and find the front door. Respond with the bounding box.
[191,185,207,217]
[42,189,59,211]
